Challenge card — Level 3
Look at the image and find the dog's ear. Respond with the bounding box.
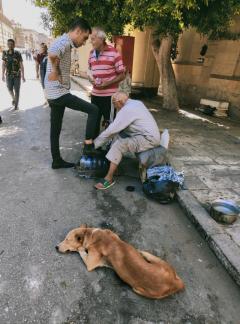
[79,224,87,229]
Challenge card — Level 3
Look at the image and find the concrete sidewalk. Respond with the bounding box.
[71,75,240,286]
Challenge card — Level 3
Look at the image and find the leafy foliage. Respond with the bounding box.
[34,0,130,36]
[34,0,240,39]
[126,0,240,40]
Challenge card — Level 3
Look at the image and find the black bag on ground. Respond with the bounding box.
[142,178,178,204]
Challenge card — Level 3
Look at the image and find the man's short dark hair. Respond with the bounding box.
[7,39,15,44]
[69,18,91,33]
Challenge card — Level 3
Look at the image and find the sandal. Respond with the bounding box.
[95,178,115,190]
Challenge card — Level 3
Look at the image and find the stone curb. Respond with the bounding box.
[177,190,240,286]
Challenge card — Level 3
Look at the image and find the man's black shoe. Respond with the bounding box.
[52,159,75,169]
[0,116,2,124]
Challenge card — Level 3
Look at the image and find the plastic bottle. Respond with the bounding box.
[160,129,170,149]
[87,157,92,170]
[80,155,86,169]
[92,157,97,169]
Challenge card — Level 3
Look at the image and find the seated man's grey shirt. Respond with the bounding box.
[94,99,161,148]
[45,33,74,100]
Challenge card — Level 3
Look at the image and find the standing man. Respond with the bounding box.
[2,39,25,110]
[35,43,48,106]
[45,18,99,169]
[88,27,125,138]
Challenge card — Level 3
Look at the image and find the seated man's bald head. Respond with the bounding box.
[112,92,129,110]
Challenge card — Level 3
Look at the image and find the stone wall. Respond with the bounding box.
[174,22,240,120]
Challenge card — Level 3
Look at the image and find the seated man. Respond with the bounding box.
[94,92,161,190]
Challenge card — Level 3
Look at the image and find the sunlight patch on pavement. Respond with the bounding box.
[179,109,230,129]
[0,126,23,137]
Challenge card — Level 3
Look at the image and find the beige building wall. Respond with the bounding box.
[130,28,159,89]
[0,15,14,50]
[173,21,240,120]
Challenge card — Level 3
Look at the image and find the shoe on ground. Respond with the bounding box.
[0,116,2,124]
[52,159,75,169]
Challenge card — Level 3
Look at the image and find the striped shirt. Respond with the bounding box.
[45,33,74,100]
[88,45,125,97]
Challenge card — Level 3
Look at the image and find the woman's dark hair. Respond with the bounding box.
[69,18,91,33]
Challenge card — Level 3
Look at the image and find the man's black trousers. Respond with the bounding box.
[48,93,98,161]
[91,95,112,138]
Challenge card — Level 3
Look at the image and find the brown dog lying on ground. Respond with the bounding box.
[56,225,185,299]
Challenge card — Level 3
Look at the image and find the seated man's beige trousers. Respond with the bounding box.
[106,134,158,165]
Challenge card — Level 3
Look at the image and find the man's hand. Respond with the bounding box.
[48,71,62,83]
[2,75,5,82]
[22,77,26,82]
[95,81,109,89]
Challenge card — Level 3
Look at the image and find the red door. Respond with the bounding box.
[113,36,135,76]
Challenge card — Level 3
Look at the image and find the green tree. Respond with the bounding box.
[127,0,240,110]
[35,0,240,111]
[34,0,130,36]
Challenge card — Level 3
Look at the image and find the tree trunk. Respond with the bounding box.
[152,35,179,111]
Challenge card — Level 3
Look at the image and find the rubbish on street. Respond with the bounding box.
[143,165,184,204]
[126,185,135,192]
[146,165,184,187]
[197,98,229,117]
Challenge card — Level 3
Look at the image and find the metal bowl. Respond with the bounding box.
[210,199,240,225]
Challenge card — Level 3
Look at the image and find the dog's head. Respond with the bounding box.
[56,224,88,253]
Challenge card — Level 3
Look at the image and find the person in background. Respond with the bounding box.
[45,18,99,169]
[88,27,125,138]
[93,92,161,190]
[36,43,48,107]
[2,39,25,110]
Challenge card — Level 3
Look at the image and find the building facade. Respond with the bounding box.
[173,17,240,119]
[0,0,14,52]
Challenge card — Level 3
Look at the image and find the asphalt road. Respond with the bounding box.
[0,60,240,324]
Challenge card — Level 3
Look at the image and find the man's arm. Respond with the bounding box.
[94,107,135,148]
[48,54,62,82]
[35,57,40,78]
[97,72,125,89]
[20,61,25,82]
[2,61,6,82]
